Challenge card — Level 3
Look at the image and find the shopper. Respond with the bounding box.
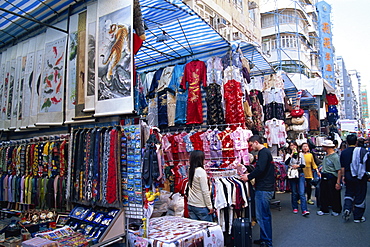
[340,134,368,223]
[187,150,214,222]
[241,135,274,247]
[285,142,309,216]
[301,143,319,205]
[317,140,342,216]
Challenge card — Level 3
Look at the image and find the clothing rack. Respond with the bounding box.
[206,169,237,178]
[159,122,247,133]
[164,156,240,163]
[0,134,69,146]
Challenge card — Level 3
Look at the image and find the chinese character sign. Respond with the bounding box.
[316,1,335,87]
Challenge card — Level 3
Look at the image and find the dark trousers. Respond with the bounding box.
[343,176,367,220]
[319,174,342,213]
[305,178,313,200]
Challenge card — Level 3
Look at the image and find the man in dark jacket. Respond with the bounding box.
[241,135,274,247]
[340,134,368,223]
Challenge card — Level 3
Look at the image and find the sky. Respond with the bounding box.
[325,0,370,91]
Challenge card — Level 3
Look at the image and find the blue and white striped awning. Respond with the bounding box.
[135,0,231,69]
[0,0,274,77]
[237,41,275,76]
[0,0,78,48]
[282,72,316,107]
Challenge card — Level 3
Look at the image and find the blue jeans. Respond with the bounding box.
[289,173,308,212]
[255,190,274,247]
[188,205,213,222]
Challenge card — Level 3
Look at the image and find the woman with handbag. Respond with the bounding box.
[301,143,319,205]
[285,142,310,216]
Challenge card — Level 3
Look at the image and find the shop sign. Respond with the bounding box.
[316,1,335,88]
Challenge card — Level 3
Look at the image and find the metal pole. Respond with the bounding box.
[0,7,68,34]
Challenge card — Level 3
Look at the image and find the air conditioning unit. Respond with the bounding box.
[217,17,228,28]
[233,32,243,40]
[248,1,257,9]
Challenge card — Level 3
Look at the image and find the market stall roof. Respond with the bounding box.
[0,0,274,77]
[282,72,317,107]
[0,0,81,49]
[135,0,231,69]
[237,41,275,76]
[136,0,275,76]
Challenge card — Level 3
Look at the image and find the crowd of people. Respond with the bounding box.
[185,134,370,247]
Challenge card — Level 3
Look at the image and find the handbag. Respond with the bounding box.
[291,108,304,117]
[287,167,299,179]
[291,117,305,125]
[295,133,307,146]
[310,170,320,187]
[291,116,308,132]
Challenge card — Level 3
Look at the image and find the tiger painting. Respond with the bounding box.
[102,23,130,80]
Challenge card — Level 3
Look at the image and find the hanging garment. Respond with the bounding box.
[157,66,175,127]
[309,109,320,131]
[200,129,212,160]
[263,87,285,105]
[189,131,204,152]
[230,127,253,165]
[264,102,285,121]
[223,79,245,124]
[217,129,235,162]
[206,56,223,85]
[157,90,168,127]
[326,93,338,105]
[250,90,264,132]
[264,119,287,148]
[147,68,164,127]
[168,64,187,125]
[180,60,207,124]
[106,128,118,204]
[206,83,225,125]
[208,129,222,161]
[142,134,160,188]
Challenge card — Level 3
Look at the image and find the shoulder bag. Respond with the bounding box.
[295,133,307,146]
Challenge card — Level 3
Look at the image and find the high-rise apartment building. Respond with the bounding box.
[336,56,356,119]
[259,0,320,80]
[183,0,262,43]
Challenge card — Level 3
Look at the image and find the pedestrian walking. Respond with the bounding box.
[340,134,368,223]
[317,140,342,216]
[301,143,319,205]
[285,142,310,216]
[241,135,275,247]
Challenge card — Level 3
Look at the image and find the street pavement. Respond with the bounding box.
[252,183,370,247]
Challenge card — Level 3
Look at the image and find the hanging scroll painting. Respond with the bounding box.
[95,0,133,116]
[21,39,36,128]
[39,38,66,113]
[85,2,98,112]
[37,30,67,125]
[65,13,78,123]
[0,60,4,130]
[29,33,45,128]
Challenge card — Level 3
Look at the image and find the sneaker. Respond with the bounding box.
[293,209,298,214]
[317,211,329,216]
[307,199,314,205]
[342,209,350,222]
[354,217,366,223]
[331,212,340,216]
[302,210,310,216]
